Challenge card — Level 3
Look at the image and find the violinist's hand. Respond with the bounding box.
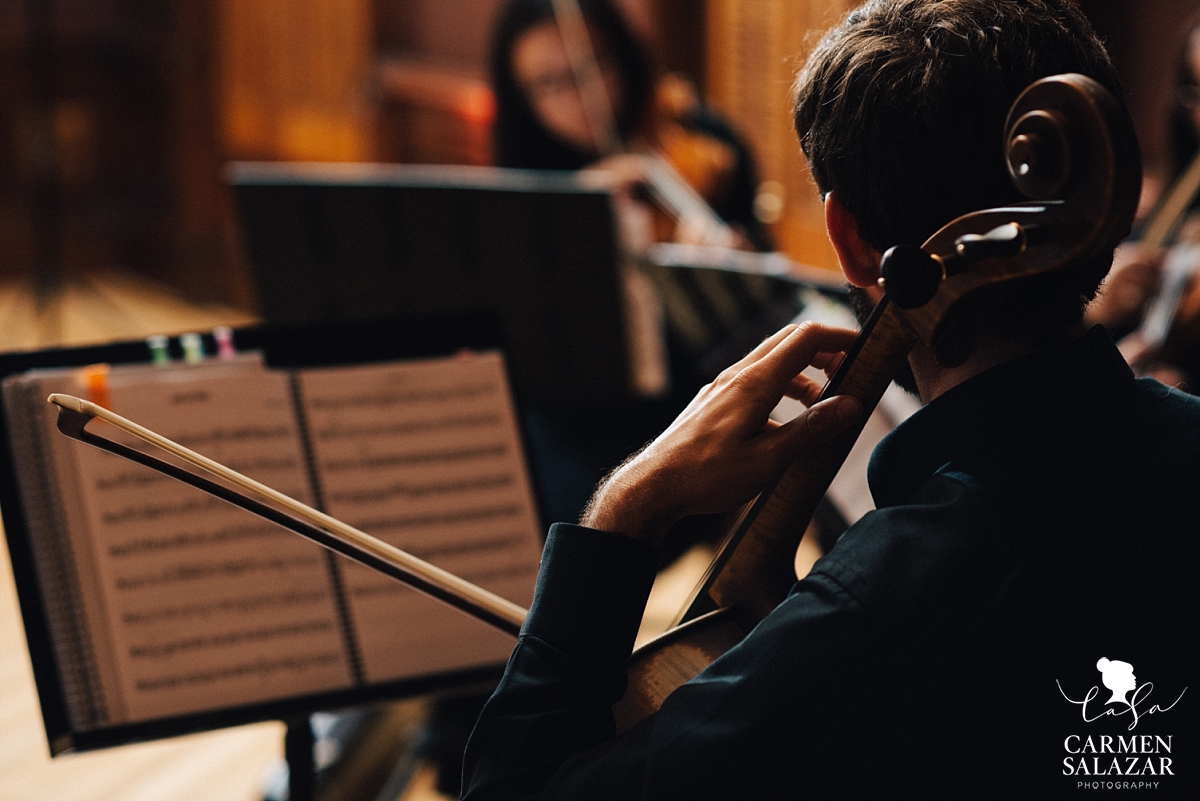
[581,323,863,547]
[578,153,654,197]
[578,154,660,253]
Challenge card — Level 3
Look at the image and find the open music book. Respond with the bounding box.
[1,339,543,752]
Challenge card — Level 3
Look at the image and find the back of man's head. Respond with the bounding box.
[794,0,1126,347]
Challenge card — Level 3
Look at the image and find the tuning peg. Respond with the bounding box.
[878,244,946,309]
[954,222,1029,260]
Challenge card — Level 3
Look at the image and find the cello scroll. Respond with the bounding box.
[881,73,1141,366]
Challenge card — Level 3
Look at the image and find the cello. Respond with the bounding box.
[47,72,1140,734]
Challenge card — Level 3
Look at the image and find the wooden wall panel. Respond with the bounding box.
[705,0,1200,270]
[375,58,495,166]
[706,0,852,272]
[0,0,248,307]
[220,0,375,161]
[169,0,252,307]
[376,0,506,65]
[646,0,708,88]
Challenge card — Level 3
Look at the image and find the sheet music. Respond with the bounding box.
[34,360,352,723]
[297,351,543,683]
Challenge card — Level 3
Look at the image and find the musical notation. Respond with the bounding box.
[108,522,283,558]
[315,413,502,440]
[114,555,323,591]
[134,653,344,692]
[320,444,510,472]
[101,496,226,525]
[298,354,543,683]
[121,589,330,625]
[347,504,524,535]
[171,424,292,448]
[328,474,514,504]
[128,620,336,660]
[95,470,169,491]
[352,562,539,599]
[403,531,530,561]
[306,382,499,410]
[49,365,352,720]
[96,457,300,491]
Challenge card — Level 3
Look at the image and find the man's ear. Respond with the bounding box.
[825,192,881,288]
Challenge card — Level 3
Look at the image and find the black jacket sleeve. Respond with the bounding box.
[461,523,659,800]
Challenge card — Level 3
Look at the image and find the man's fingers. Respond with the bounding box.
[724,325,799,375]
[783,374,825,405]
[771,395,863,458]
[743,323,858,399]
[810,349,846,376]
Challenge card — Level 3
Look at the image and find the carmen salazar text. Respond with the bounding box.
[1063,735,1174,776]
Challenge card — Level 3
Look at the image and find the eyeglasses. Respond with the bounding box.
[518,52,619,104]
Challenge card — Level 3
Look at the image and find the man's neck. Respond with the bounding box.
[909,338,1038,403]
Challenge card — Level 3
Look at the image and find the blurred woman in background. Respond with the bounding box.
[1087,20,1200,391]
[489,0,772,251]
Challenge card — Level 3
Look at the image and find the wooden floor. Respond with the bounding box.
[0,272,282,801]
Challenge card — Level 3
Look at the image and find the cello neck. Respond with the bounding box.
[680,300,919,624]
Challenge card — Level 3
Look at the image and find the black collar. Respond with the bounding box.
[867,326,1135,508]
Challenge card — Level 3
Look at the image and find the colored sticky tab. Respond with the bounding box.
[78,364,112,410]
[180,332,204,364]
[146,334,170,366]
[212,326,236,360]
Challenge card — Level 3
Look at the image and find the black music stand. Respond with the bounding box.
[0,314,535,801]
[231,162,632,404]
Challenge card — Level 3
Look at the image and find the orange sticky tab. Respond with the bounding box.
[78,364,111,410]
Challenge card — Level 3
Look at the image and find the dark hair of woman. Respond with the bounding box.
[489,0,654,169]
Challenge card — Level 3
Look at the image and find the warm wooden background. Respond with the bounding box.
[4,0,1194,309]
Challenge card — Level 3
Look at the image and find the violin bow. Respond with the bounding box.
[549,0,734,246]
[1141,148,1200,249]
[550,0,623,156]
[46,393,528,636]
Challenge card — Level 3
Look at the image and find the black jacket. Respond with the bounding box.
[464,327,1200,799]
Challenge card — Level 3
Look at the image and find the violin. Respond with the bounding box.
[49,73,1140,736]
[548,0,739,248]
[1119,149,1200,378]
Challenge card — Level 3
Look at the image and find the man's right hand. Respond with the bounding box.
[580,322,863,547]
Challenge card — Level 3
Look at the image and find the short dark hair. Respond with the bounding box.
[489,0,653,170]
[794,0,1126,345]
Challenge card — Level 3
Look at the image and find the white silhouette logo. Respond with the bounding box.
[1096,658,1137,708]
[1058,657,1187,731]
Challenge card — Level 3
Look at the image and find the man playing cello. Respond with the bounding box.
[462,1,1200,797]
